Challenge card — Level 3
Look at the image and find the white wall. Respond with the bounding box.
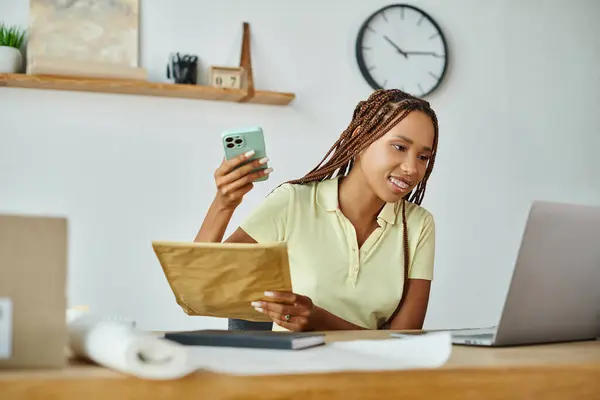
[1,0,599,331]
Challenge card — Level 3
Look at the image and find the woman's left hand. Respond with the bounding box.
[251,291,316,331]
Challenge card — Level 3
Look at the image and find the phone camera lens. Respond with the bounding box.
[225,137,233,143]
[234,139,243,144]
[227,143,234,148]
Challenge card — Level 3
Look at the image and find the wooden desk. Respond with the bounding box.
[1,331,599,399]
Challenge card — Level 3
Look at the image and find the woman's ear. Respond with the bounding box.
[353,150,364,164]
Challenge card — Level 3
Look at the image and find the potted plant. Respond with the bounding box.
[0,23,26,73]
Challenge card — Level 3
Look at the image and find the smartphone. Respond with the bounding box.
[221,126,269,182]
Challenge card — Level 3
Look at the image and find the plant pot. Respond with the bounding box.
[0,46,23,73]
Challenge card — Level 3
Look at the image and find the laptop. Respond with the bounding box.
[451,200,600,347]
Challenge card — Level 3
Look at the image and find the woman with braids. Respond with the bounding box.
[195,89,439,332]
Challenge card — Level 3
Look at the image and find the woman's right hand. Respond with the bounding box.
[213,150,272,210]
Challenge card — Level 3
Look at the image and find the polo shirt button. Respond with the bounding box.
[353,266,359,271]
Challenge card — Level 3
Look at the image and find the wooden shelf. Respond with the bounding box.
[0,73,295,106]
[0,23,295,106]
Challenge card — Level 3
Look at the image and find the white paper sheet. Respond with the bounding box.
[68,314,197,380]
[188,331,452,375]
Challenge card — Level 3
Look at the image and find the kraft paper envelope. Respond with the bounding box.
[152,241,292,322]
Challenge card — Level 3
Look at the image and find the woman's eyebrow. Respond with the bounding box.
[393,135,433,152]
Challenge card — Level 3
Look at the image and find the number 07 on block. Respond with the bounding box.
[209,66,245,89]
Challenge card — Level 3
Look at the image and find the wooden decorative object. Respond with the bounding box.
[208,66,245,89]
[238,22,255,103]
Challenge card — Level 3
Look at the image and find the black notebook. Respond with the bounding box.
[164,329,326,350]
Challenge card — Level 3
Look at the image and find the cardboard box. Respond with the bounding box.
[0,214,68,369]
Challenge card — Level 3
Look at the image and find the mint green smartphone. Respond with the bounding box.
[221,126,269,182]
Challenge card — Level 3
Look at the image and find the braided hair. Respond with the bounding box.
[287,89,439,328]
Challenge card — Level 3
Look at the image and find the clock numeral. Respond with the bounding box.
[417,15,425,26]
[428,32,440,40]
[382,10,388,23]
[367,66,376,71]
[418,83,424,94]
[367,26,376,33]
[428,72,439,80]
[401,7,405,19]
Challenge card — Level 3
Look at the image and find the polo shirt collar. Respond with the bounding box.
[316,177,398,225]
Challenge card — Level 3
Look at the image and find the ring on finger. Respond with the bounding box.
[284,314,291,322]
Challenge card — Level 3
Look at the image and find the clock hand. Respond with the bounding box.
[404,51,444,58]
[383,35,408,58]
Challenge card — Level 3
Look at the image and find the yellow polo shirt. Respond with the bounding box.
[239,176,435,330]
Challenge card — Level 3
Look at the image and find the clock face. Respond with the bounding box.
[355,4,449,97]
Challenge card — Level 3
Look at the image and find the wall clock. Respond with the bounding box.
[355,4,449,97]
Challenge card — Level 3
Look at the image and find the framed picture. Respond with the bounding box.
[28,0,140,68]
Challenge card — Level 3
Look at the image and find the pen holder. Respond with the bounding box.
[166,52,199,85]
